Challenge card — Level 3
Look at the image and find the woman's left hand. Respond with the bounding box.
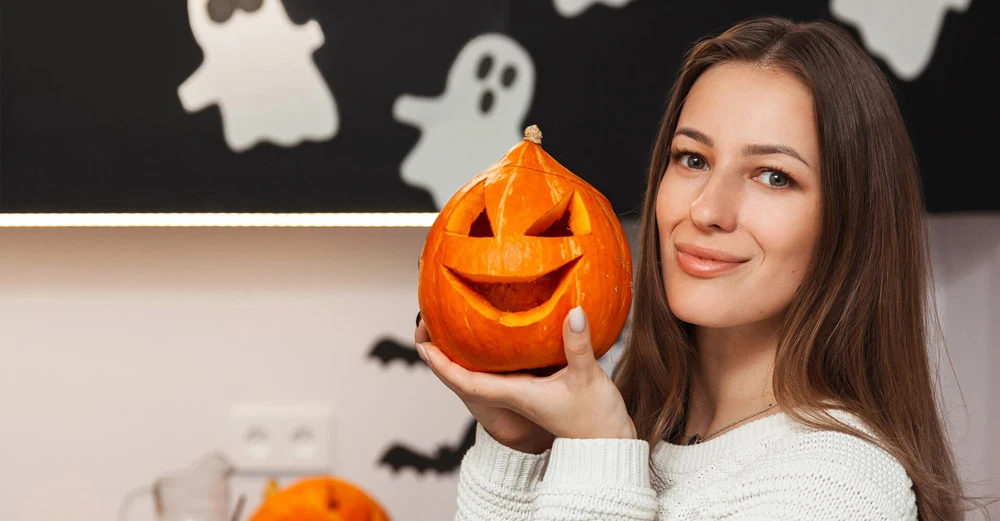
[417,306,636,441]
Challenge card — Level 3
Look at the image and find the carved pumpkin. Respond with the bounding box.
[418,125,632,373]
[249,477,390,521]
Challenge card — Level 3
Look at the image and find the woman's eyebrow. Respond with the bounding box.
[675,127,810,167]
[674,127,713,147]
[743,143,809,167]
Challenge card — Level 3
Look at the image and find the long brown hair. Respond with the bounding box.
[615,16,992,521]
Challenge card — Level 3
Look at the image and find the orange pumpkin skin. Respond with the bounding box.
[249,477,390,521]
[418,127,633,373]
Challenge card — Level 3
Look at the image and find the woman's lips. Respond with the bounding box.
[674,243,749,277]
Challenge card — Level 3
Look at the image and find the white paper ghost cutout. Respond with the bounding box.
[552,0,639,18]
[178,0,338,152]
[393,33,535,208]
[831,0,971,80]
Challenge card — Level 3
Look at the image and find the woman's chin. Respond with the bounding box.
[670,299,786,331]
[670,304,739,328]
[678,317,742,329]
[667,295,754,329]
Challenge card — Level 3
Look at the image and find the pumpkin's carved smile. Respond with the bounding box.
[443,256,582,315]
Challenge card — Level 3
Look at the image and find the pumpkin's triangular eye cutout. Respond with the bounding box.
[445,180,495,237]
[469,209,494,237]
[525,190,592,237]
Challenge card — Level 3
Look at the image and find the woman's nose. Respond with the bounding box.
[688,171,740,232]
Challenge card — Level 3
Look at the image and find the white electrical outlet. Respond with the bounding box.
[227,404,332,473]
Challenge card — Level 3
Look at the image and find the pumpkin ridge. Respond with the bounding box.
[493,170,518,238]
[495,162,578,181]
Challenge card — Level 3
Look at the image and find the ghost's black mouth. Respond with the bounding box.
[445,257,581,313]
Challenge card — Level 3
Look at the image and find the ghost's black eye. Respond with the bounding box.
[207,0,235,23]
[238,0,263,11]
[207,0,262,23]
[476,55,494,80]
[501,66,517,88]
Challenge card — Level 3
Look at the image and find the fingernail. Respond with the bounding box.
[415,343,427,361]
[569,306,586,333]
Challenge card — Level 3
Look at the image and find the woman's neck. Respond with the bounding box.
[681,318,782,443]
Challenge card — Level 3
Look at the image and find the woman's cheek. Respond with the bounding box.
[751,199,820,305]
[655,173,691,230]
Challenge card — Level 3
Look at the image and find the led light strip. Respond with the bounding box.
[0,213,440,228]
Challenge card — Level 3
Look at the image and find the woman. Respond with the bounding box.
[415,16,986,520]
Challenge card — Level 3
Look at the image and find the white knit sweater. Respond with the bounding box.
[455,410,917,520]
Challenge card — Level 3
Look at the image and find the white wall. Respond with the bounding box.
[0,226,469,521]
[928,215,1000,519]
[1,215,997,520]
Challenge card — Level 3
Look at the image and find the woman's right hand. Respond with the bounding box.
[416,318,555,454]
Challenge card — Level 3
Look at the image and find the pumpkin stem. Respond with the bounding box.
[523,125,542,145]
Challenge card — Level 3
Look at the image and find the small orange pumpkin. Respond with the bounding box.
[418,125,633,373]
[249,477,390,521]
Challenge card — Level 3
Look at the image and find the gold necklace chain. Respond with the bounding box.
[683,403,778,445]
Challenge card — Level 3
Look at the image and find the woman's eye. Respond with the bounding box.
[758,170,791,187]
[680,154,708,170]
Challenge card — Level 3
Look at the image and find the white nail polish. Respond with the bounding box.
[569,306,586,333]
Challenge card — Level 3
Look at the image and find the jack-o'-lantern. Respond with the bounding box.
[249,477,390,521]
[418,125,632,373]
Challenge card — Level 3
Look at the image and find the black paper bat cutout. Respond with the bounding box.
[368,338,427,367]
[379,418,477,474]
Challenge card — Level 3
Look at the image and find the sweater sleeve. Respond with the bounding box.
[711,431,918,521]
[455,423,551,521]
[455,424,659,521]
[530,436,658,520]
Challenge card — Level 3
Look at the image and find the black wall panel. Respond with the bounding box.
[2,0,995,213]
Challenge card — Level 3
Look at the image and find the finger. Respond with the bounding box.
[563,306,598,373]
[417,341,468,398]
[415,322,431,344]
[420,342,526,405]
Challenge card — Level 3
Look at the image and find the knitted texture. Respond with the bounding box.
[455,411,917,520]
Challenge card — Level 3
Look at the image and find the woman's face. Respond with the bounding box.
[656,62,822,329]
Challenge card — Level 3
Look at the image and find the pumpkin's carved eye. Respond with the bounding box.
[525,190,592,237]
[445,180,494,237]
[530,205,571,237]
[469,209,494,237]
